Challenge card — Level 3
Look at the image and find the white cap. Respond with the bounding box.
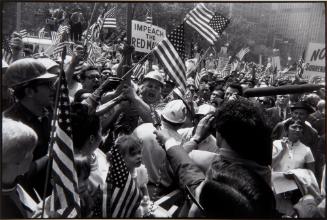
[161,100,187,124]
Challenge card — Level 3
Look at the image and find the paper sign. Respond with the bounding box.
[131,20,166,53]
[303,42,325,79]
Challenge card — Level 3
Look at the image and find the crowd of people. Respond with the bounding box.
[1,8,326,218]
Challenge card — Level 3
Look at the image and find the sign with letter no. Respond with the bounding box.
[131,20,166,53]
[304,42,325,79]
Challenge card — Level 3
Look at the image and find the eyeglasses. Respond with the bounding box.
[85,75,100,80]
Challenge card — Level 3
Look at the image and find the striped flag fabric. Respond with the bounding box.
[153,23,187,92]
[38,27,46,39]
[19,29,28,38]
[52,42,74,58]
[145,8,153,24]
[221,63,232,77]
[74,60,85,75]
[235,47,250,61]
[51,31,60,45]
[184,3,229,45]
[58,23,70,36]
[104,144,142,217]
[2,37,14,64]
[103,7,117,29]
[132,63,146,81]
[195,69,208,89]
[50,49,80,218]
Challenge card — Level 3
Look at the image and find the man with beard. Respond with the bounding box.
[3,58,57,201]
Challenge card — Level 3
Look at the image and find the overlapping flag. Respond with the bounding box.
[184,3,230,45]
[153,23,187,91]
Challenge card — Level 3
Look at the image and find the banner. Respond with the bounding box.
[303,42,325,79]
[131,20,166,53]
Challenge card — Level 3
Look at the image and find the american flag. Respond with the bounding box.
[236,47,250,61]
[132,63,146,81]
[52,42,74,58]
[2,36,14,64]
[58,23,70,36]
[104,145,141,217]
[51,31,60,45]
[145,8,153,24]
[103,7,117,29]
[19,29,28,38]
[50,48,80,218]
[221,63,232,77]
[74,60,85,75]
[195,70,208,89]
[153,23,187,92]
[185,3,229,45]
[38,27,46,39]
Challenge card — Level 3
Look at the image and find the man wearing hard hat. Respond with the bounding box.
[3,58,58,201]
[113,70,165,135]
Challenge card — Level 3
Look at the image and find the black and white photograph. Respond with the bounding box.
[1,1,326,218]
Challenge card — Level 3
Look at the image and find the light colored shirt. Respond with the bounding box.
[272,139,315,172]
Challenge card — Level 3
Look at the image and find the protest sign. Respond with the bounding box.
[131,20,166,53]
[303,42,325,79]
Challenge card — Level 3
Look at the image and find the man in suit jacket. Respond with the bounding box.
[266,94,292,130]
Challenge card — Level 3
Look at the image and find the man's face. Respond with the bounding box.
[291,109,309,122]
[83,69,100,91]
[224,87,239,101]
[277,95,290,108]
[199,84,210,100]
[140,79,162,104]
[30,79,57,108]
[210,90,224,106]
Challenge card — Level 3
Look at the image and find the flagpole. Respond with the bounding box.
[41,47,66,218]
[84,2,98,46]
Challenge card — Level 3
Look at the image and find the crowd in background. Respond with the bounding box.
[1,6,326,219]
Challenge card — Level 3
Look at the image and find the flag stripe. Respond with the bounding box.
[124,181,140,217]
[154,38,187,91]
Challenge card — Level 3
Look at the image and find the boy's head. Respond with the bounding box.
[2,118,37,185]
[115,135,143,171]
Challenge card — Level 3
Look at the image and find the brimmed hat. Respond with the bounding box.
[4,58,57,88]
[161,99,187,124]
[290,101,315,114]
[143,70,164,86]
[37,58,59,71]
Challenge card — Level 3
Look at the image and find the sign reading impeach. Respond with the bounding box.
[131,20,166,53]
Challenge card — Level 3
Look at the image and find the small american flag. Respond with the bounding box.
[185,3,229,45]
[50,48,80,218]
[153,23,187,92]
[38,27,46,39]
[104,145,141,217]
[221,63,232,77]
[19,29,28,38]
[58,23,70,36]
[236,47,250,61]
[103,7,117,29]
[195,70,208,89]
[51,31,60,45]
[132,63,146,81]
[52,42,74,58]
[74,60,85,75]
[2,36,14,64]
[145,8,152,24]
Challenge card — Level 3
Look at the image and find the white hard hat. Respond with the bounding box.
[161,99,187,124]
[196,104,216,115]
[143,70,164,86]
